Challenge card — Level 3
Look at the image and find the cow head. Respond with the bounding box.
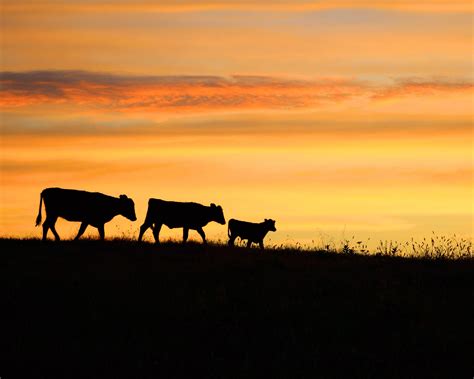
[264,219,277,232]
[119,194,137,221]
[210,203,226,225]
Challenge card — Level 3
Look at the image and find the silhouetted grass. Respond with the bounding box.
[106,223,474,260]
[329,233,472,259]
[6,232,472,259]
[1,237,473,378]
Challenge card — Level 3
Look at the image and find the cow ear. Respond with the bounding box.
[210,203,216,208]
[120,194,128,200]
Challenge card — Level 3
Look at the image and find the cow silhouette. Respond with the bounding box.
[138,199,226,244]
[228,218,277,250]
[35,187,137,241]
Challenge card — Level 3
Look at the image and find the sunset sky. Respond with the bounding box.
[1,0,472,245]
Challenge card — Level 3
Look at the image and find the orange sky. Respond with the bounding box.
[0,1,472,245]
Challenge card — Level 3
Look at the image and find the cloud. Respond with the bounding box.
[1,71,472,113]
[372,78,474,100]
[0,71,366,112]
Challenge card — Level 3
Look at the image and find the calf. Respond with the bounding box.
[35,187,136,241]
[228,218,276,250]
[138,199,226,243]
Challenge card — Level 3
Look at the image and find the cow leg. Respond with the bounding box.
[47,216,60,241]
[152,223,162,244]
[183,228,189,243]
[259,240,265,250]
[74,222,88,241]
[228,235,236,246]
[246,240,252,248]
[138,220,152,242]
[196,228,206,244]
[42,220,50,241]
[97,224,105,241]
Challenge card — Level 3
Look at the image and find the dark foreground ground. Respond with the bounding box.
[1,239,473,378]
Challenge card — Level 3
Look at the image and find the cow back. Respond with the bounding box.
[148,199,212,229]
[42,188,120,224]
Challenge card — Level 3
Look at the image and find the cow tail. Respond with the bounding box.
[35,191,43,226]
[227,222,231,237]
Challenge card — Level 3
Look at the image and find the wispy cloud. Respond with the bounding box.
[372,78,474,100]
[3,1,471,13]
[1,71,472,113]
[0,71,366,111]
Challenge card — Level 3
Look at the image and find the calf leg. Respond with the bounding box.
[196,228,206,243]
[183,228,189,243]
[74,222,88,240]
[97,224,105,241]
[152,223,162,244]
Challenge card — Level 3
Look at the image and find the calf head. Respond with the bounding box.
[119,194,137,221]
[210,203,226,225]
[264,219,277,232]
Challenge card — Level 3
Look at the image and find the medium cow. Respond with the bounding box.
[228,218,277,250]
[35,187,137,241]
[138,199,226,243]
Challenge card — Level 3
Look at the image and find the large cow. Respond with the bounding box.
[138,199,226,243]
[228,218,277,250]
[35,187,137,241]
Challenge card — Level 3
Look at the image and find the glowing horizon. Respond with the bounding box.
[1,1,472,246]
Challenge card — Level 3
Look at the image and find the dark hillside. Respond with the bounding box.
[1,239,473,378]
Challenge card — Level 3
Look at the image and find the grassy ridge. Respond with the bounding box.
[1,238,473,378]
